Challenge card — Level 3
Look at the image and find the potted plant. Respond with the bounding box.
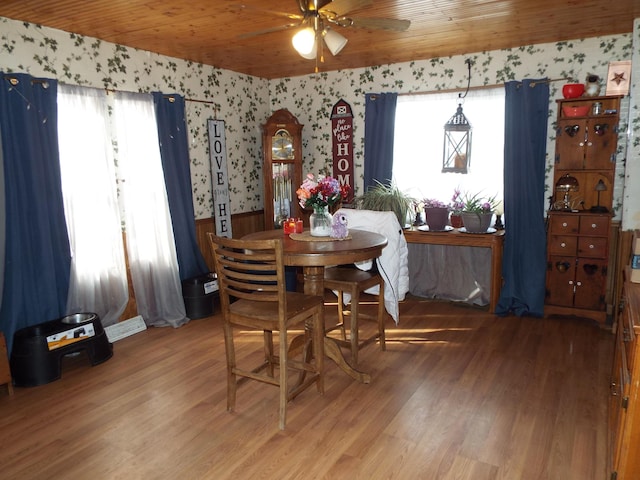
[449,188,465,228]
[422,198,450,231]
[459,191,499,233]
[355,180,415,227]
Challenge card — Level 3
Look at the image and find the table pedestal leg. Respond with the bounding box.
[303,266,371,384]
[324,337,370,384]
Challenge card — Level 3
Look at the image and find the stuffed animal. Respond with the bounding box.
[585,74,601,97]
[330,212,349,239]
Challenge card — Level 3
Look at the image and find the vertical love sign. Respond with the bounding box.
[331,99,354,203]
[207,119,232,238]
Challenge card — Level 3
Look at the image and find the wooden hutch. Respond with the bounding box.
[545,95,622,325]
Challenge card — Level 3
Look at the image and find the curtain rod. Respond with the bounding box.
[103,87,215,105]
[398,77,571,97]
[3,75,216,105]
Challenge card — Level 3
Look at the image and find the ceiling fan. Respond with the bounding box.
[239,0,411,65]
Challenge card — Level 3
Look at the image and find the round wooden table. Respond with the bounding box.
[243,228,388,383]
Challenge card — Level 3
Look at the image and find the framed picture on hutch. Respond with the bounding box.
[605,60,631,96]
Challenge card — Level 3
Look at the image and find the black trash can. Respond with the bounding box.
[182,273,218,319]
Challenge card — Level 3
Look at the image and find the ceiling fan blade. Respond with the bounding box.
[233,4,303,21]
[238,23,301,40]
[347,16,411,32]
[319,0,372,17]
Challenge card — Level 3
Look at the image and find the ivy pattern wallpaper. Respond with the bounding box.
[0,16,637,225]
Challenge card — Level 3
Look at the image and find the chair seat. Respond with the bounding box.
[230,292,324,327]
[324,267,382,291]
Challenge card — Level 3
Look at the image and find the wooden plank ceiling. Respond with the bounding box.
[0,0,637,79]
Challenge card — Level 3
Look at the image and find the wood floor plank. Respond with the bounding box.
[0,297,614,479]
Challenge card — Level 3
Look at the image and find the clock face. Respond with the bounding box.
[272,129,294,160]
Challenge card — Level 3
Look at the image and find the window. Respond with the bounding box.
[393,87,505,205]
[57,87,185,326]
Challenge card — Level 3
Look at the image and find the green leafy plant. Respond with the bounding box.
[461,191,499,213]
[355,180,415,226]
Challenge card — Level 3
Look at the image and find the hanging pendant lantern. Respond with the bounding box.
[442,59,473,173]
[442,104,472,173]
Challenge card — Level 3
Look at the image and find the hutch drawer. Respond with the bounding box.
[577,236,608,258]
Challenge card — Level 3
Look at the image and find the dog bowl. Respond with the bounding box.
[562,83,585,99]
[61,312,98,324]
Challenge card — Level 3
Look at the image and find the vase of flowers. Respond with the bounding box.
[459,191,499,233]
[422,198,450,231]
[297,173,350,237]
[309,205,332,236]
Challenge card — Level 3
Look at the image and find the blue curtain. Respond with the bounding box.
[153,92,208,280]
[364,93,397,190]
[0,116,5,312]
[496,79,549,317]
[0,73,70,353]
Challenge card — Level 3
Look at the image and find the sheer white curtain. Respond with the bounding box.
[57,85,128,326]
[113,91,187,328]
[393,88,505,203]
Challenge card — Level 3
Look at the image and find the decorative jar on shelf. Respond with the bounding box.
[310,206,333,237]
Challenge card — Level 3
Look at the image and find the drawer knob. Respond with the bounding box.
[579,142,584,147]
[591,223,596,228]
[560,242,566,248]
[562,222,568,227]
[589,244,594,249]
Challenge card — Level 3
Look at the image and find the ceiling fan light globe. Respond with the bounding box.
[299,43,317,59]
[323,28,348,56]
[292,27,316,56]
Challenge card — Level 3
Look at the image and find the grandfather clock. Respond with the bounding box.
[262,109,303,230]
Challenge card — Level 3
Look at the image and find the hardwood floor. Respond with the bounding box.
[0,297,614,479]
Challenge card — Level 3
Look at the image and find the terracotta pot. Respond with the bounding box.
[449,213,463,228]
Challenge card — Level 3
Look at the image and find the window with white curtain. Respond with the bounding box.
[112,92,187,327]
[57,87,186,327]
[57,85,128,326]
[393,87,505,205]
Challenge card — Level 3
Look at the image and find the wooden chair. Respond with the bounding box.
[323,208,406,366]
[207,233,324,430]
[324,264,386,366]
